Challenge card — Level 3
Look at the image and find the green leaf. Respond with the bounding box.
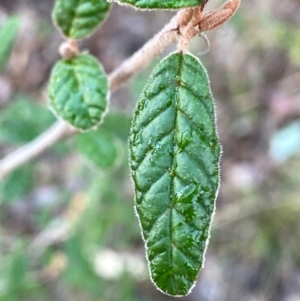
[110,0,203,10]
[63,235,99,289]
[0,17,20,72]
[0,95,56,144]
[6,250,28,292]
[48,54,108,131]
[0,165,34,204]
[0,247,39,300]
[102,111,131,141]
[75,129,117,169]
[52,0,110,39]
[129,52,221,296]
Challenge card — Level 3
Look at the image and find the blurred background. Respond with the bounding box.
[0,0,300,300]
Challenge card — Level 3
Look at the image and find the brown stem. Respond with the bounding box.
[0,121,75,180]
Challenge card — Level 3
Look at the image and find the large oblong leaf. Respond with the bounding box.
[52,0,110,39]
[129,52,221,296]
[109,0,202,10]
[48,54,108,131]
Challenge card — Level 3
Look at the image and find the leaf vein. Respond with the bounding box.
[180,149,214,188]
[173,207,202,232]
[141,169,170,195]
[177,108,212,148]
[147,207,170,237]
[139,102,173,130]
[180,84,212,119]
[172,241,197,264]
[143,84,170,100]
[133,128,174,172]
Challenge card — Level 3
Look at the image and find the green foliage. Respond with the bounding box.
[2,1,300,300]
[102,112,131,142]
[0,95,55,144]
[63,235,101,289]
[110,0,203,10]
[0,249,37,301]
[45,162,143,300]
[129,52,221,296]
[52,0,110,39]
[0,17,20,72]
[48,54,108,130]
[75,128,118,169]
[0,165,34,204]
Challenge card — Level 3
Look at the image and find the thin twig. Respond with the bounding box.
[0,13,180,180]
[109,14,178,91]
[0,121,75,179]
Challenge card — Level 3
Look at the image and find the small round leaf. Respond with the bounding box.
[52,0,110,39]
[48,54,108,131]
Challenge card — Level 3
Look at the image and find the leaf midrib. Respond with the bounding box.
[168,54,184,292]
